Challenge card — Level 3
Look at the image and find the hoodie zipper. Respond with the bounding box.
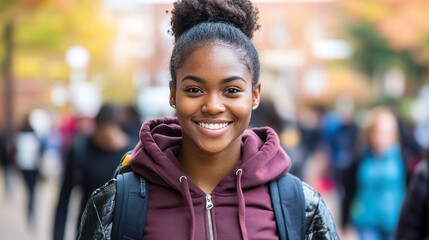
[206,194,214,240]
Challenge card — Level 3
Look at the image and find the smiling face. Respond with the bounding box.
[170,44,261,155]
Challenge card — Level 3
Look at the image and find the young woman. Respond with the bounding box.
[342,106,407,240]
[77,0,339,239]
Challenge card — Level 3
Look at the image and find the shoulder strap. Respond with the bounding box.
[270,173,306,240]
[113,151,133,178]
[111,171,149,240]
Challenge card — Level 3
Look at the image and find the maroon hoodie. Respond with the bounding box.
[131,117,291,240]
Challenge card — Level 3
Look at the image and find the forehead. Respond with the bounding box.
[373,113,396,130]
[177,44,251,83]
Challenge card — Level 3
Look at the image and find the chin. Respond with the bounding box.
[199,144,227,154]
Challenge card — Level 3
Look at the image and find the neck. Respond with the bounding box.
[179,144,241,193]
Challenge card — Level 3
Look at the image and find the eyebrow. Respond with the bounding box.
[181,75,247,84]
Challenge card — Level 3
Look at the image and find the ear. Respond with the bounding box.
[169,81,176,107]
[252,83,261,108]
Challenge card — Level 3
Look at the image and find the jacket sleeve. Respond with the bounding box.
[396,160,429,240]
[77,179,116,240]
[303,182,340,240]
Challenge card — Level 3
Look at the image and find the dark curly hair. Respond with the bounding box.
[169,0,261,87]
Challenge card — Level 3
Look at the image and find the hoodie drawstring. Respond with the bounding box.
[179,176,195,240]
[236,169,248,240]
[179,171,248,240]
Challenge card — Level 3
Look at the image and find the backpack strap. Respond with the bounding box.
[113,151,133,178]
[111,158,149,240]
[270,173,306,240]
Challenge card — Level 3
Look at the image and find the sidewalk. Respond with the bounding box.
[0,169,81,240]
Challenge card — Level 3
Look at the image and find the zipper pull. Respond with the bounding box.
[206,194,213,210]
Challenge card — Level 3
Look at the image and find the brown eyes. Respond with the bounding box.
[224,88,240,94]
[186,87,202,94]
[185,87,241,96]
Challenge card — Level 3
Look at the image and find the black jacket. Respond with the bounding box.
[396,160,429,240]
[53,134,130,240]
[77,179,339,240]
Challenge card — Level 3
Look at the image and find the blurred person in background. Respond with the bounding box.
[13,111,43,232]
[395,147,429,240]
[320,95,358,188]
[57,107,78,161]
[297,107,323,169]
[0,128,13,198]
[249,97,284,133]
[342,106,407,240]
[119,103,142,145]
[279,124,307,179]
[393,107,424,180]
[53,103,132,240]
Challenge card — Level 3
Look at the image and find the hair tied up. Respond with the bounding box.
[170,0,260,41]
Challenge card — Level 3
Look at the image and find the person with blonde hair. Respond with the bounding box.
[342,106,407,240]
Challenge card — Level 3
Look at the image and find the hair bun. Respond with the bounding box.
[170,0,260,40]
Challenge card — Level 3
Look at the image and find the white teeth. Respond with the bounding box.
[198,122,228,130]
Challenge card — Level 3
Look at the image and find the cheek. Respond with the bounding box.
[176,97,198,115]
[237,101,253,115]
[232,99,254,122]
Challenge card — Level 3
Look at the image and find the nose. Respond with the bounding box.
[202,94,225,114]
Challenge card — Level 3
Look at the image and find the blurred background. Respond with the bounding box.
[1,0,428,239]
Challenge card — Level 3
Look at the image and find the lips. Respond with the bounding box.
[197,122,229,130]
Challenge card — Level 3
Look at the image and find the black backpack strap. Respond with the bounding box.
[270,173,306,240]
[111,171,149,240]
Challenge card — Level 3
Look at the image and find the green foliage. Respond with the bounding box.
[15,10,66,51]
[0,0,116,80]
[0,0,15,17]
[346,22,394,75]
[345,22,426,83]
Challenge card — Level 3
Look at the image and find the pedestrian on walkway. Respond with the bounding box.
[0,129,13,198]
[53,103,131,240]
[342,106,407,240]
[14,111,42,231]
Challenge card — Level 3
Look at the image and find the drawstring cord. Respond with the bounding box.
[179,176,195,240]
[236,169,249,240]
[178,171,248,240]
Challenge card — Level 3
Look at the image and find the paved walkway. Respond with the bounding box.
[0,169,81,240]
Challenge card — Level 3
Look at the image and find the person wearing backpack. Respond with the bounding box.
[77,0,339,239]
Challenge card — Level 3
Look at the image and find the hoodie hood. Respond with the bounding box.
[131,117,291,193]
